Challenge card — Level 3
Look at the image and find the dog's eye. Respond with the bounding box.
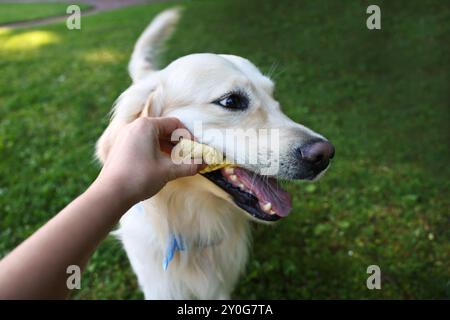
[214,93,248,110]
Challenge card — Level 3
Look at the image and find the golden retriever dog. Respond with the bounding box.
[96,8,334,299]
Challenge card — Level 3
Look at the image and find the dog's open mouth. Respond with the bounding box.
[202,167,292,222]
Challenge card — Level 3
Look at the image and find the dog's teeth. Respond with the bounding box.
[262,202,272,212]
[238,183,245,189]
[224,167,234,175]
[269,210,276,215]
[230,175,238,182]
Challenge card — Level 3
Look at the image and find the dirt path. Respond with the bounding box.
[0,0,168,28]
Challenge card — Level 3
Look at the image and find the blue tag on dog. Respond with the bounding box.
[163,234,185,270]
[131,203,186,271]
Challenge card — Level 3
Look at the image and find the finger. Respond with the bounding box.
[159,139,174,155]
[150,117,193,141]
[166,161,203,180]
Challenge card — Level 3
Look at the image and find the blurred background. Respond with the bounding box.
[0,0,448,299]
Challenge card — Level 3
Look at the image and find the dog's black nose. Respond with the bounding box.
[299,139,335,172]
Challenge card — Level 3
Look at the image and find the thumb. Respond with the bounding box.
[165,160,202,180]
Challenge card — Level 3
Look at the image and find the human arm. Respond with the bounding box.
[0,117,199,299]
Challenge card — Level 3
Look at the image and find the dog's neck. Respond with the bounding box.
[140,175,250,249]
[118,174,252,298]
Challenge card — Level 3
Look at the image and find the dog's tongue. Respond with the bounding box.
[233,168,292,217]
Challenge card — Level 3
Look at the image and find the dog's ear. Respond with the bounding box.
[96,78,162,164]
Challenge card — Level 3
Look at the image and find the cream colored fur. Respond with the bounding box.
[96,8,324,299]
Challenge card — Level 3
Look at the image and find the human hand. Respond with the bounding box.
[94,117,201,205]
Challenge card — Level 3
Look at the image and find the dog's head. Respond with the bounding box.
[97,53,334,223]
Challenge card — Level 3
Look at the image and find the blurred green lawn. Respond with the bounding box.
[0,0,448,299]
[0,2,91,25]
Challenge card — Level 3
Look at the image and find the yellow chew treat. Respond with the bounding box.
[176,139,234,173]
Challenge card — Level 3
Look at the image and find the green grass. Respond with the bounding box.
[0,0,449,299]
[0,2,92,25]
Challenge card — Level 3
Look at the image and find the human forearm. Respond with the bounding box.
[0,117,199,299]
[0,180,132,299]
